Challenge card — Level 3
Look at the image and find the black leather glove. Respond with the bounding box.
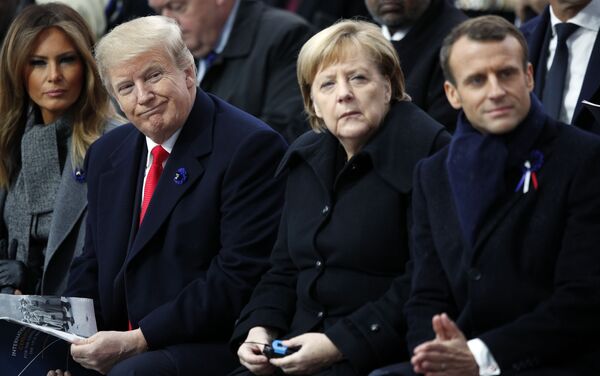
[0,259,27,290]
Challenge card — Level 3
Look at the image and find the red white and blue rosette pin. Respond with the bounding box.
[515,150,544,194]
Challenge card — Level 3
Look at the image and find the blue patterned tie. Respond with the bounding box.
[542,22,579,119]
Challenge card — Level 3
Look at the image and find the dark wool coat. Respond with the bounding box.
[66,90,287,375]
[231,101,450,375]
[406,114,600,375]
[201,0,313,143]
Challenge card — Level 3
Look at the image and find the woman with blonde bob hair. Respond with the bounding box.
[0,3,115,296]
[232,20,451,375]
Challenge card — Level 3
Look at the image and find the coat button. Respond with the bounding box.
[317,311,324,318]
[315,260,323,269]
[468,268,482,281]
[321,205,329,215]
[370,323,380,332]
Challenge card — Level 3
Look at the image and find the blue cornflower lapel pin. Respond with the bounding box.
[173,167,188,185]
[72,169,86,183]
[515,150,543,194]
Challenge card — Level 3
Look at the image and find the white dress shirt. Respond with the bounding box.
[141,127,182,207]
[546,0,600,124]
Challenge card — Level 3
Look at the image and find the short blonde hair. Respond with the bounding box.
[297,19,409,131]
[95,15,195,95]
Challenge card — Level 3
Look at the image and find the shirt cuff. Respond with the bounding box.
[467,338,501,375]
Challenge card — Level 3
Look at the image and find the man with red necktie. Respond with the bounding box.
[60,15,287,376]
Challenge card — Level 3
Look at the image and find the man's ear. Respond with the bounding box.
[185,64,195,88]
[444,80,462,110]
[526,62,534,92]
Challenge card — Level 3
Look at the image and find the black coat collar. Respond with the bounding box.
[277,101,443,193]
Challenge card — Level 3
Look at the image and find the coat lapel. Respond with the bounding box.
[470,119,557,262]
[575,30,600,123]
[126,92,214,265]
[43,151,86,272]
[99,126,145,260]
[528,8,552,99]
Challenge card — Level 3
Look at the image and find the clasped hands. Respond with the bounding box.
[47,328,148,376]
[411,313,479,376]
[238,326,343,375]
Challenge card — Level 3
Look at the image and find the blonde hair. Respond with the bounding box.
[297,19,410,131]
[0,3,111,188]
[95,15,196,96]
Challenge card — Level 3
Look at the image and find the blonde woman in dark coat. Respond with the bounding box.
[232,20,450,375]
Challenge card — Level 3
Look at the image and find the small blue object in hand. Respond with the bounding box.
[264,340,300,358]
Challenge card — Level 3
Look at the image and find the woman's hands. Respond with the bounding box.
[269,333,343,375]
[238,326,278,375]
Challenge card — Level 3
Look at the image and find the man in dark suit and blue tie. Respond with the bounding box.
[58,15,287,376]
[521,0,600,133]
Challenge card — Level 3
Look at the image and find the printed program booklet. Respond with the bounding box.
[0,295,97,375]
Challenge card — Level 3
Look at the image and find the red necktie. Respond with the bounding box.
[140,145,169,224]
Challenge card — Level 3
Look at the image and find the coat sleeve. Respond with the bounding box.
[229,188,299,348]
[403,160,459,353]
[64,143,104,326]
[138,129,287,348]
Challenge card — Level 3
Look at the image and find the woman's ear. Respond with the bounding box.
[384,78,392,103]
[312,98,322,118]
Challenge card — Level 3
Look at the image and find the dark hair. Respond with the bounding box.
[0,3,110,187]
[440,15,529,84]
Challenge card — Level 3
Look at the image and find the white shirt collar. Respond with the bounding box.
[381,25,410,41]
[213,0,241,55]
[550,0,600,33]
[144,127,182,168]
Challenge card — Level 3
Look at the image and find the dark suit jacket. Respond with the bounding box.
[387,0,466,132]
[66,90,287,373]
[231,101,450,375]
[521,5,600,134]
[406,116,600,374]
[201,0,313,143]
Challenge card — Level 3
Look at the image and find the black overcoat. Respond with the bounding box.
[406,115,600,374]
[231,101,450,374]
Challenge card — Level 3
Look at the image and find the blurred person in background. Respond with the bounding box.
[149,0,313,142]
[365,0,467,131]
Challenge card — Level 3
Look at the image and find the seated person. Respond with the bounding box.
[232,20,450,375]
[52,15,287,376]
[0,3,116,296]
[372,15,600,376]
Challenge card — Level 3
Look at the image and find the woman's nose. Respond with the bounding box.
[47,63,63,82]
[336,81,353,102]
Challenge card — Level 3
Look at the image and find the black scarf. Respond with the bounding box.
[447,94,546,247]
